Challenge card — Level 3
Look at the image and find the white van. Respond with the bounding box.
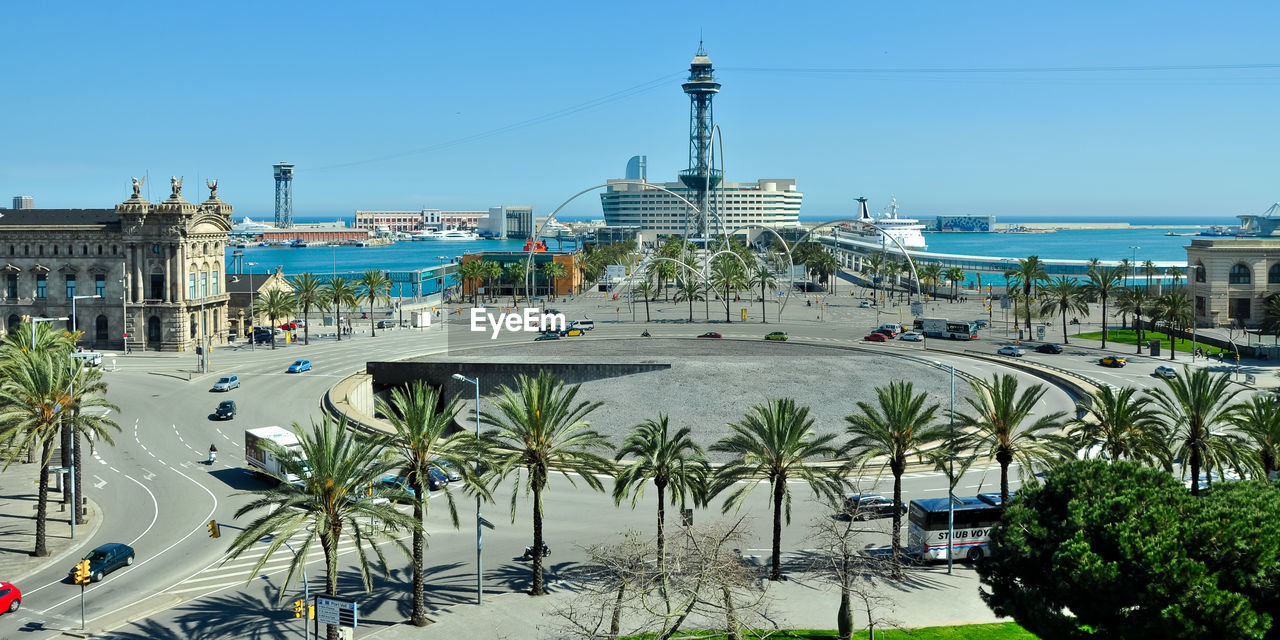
[571,319,595,331]
[72,352,104,367]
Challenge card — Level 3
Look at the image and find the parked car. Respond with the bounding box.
[211,375,240,391]
[431,458,464,482]
[0,582,20,613]
[376,320,395,329]
[899,331,924,342]
[997,345,1026,357]
[1155,365,1177,378]
[877,323,903,336]
[214,400,236,420]
[1100,355,1127,368]
[1035,343,1063,354]
[863,333,888,342]
[534,333,560,341]
[69,543,134,583]
[872,328,896,338]
[697,332,722,339]
[843,494,905,521]
[287,360,312,373]
[764,331,788,341]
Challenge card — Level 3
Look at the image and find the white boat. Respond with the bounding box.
[414,227,478,241]
[845,196,928,250]
[1199,224,1242,237]
[231,217,277,236]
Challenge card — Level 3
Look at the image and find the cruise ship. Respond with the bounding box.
[844,196,928,250]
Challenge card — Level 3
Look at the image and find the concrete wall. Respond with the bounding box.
[367,360,672,399]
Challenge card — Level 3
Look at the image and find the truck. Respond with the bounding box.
[245,426,305,484]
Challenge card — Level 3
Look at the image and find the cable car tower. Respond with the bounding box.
[273,162,294,228]
[677,43,721,238]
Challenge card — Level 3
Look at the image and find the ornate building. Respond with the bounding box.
[1,177,233,352]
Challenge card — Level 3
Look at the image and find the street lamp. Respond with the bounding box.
[451,373,484,605]
[246,262,258,352]
[70,294,101,344]
[436,256,449,303]
[1128,246,1140,287]
[932,360,956,574]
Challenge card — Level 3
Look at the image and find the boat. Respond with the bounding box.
[289,239,309,248]
[1199,225,1242,237]
[231,217,277,237]
[845,196,928,250]
[414,227,478,241]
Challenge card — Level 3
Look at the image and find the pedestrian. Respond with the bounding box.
[208,444,218,464]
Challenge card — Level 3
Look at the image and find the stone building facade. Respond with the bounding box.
[0,177,233,351]
[1186,238,1280,329]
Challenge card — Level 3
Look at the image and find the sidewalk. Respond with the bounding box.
[0,456,103,584]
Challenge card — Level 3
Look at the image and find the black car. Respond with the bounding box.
[214,400,236,420]
[1035,343,1063,354]
[376,320,395,329]
[70,543,134,583]
[843,494,905,520]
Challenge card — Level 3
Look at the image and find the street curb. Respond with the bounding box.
[9,497,105,585]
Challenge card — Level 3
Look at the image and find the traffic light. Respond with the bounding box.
[294,599,304,618]
[207,519,220,538]
[73,559,91,585]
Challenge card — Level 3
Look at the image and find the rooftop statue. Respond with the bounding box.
[170,176,183,199]
[206,178,218,200]
[131,176,145,197]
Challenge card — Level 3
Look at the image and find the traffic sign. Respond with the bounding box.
[315,595,358,628]
[910,302,923,316]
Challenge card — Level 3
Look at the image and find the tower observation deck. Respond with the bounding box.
[273,162,294,228]
[678,43,722,236]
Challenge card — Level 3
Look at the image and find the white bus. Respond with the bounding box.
[907,493,1007,562]
[912,318,978,340]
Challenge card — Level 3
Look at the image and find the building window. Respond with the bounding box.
[66,275,76,299]
[200,272,208,298]
[1269,264,1280,284]
[150,274,165,300]
[95,274,106,297]
[95,315,109,342]
[1229,263,1252,284]
[153,244,162,254]
[98,244,103,255]
[212,272,219,295]
[36,274,47,299]
[5,274,16,300]
[188,274,196,299]
[1229,297,1252,320]
[1196,295,1206,316]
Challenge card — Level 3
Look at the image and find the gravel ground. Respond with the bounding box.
[447,338,976,462]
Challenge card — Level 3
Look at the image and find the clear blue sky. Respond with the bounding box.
[4,2,1278,221]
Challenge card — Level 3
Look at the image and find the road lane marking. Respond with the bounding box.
[93,475,107,489]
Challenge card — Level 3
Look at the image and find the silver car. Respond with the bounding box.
[211,375,240,391]
[996,346,1026,357]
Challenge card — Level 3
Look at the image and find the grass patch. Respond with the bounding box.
[621,622,1036,639]
[1075,329,1201,355]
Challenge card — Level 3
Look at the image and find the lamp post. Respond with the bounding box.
[246,262,258,351]
[436,256,448,304]
[1128,246,1140,287]
[70,294,101,346]
[451,373,483,605]
[933,359,956,574]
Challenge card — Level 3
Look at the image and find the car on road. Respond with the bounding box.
[877,323,903,336]
[214,400,236,420]
[1155,365,1178,378]
[1035,343,1063,354]
[559,328,584,337]
[0,582,20,613]
[871,328,896,338]
[843,494,905,521]
[697,332,722,339]
[571,319,595,331]
[252,330,273,344]
[534,333,560,341]
[859,300,873,308]
[376,320,395,329]
[1100,355,1127,368]
[69,543,134,583]
[899,331,924,342]
[431,458,464,482]
[974,319,989,328]
[287,360,312,373]
[863,333,888,342]
[211,375,240,391]
[764,331,788,341]
[997,345,1026,357]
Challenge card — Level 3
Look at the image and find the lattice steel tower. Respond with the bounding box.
[677,43,722,237]
[273,162,294,228]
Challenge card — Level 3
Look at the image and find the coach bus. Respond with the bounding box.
[907,492,1007,562]
[911,317,979,340]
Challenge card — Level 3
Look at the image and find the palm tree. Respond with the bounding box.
[1155,290,1192,360]
[479,371,614,595]
[1067,385,1167,466]
[504,260,526,305]
[356,269,392,337]
[65,363,121,525]
[636,281,655,323]
[613,414,709,575]
[456,261,483,306]
[292,273,326,345]
[1038,276,1089,344]
[1004,256,1048,332]
[1115,286,1152,354]
[749,265,777,323]
[710,398,844,581]
[954,374,1071,503]
[252,289,298,350]
[0,349,69,556]
[1167,266,1184,287]
[540,261,567,300]
[920,263,944,300]
[946,266,966,303]
[1231,395,1280,480]
[378,382,483,627]
[1119,258,1133,289]
[843,382,945,569]
[323,276,358,342]
[711,259,747,322]
[808,251,838,295]
[1149,368,1251,496]
[1083,265,1124,349]
[864,253,886,292]
[225,416,417,640]
[674,275,703,323]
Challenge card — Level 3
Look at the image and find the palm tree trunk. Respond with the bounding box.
[323,530,340,640]
[998,448,1012,504]
[1062,309,1069,344]
[1101,297,1108,349]
[1135,313,1143,355]
[410,474,427,626]
[656,482,666,576]
[724,282,730,323]
[32,440,51,557]
[334,301,342,342]
[370,298,377,337]
[269,314,277,349]
[644,295,650,323]
[1189,449,1201,497]
[303,303,310,345]
[760,282,767,323]
[891,468,904,578]
[770,477,784,581]
[531,480,546,595]
[73,431,85,524]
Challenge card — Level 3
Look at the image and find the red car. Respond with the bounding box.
[697,332,722,339]
[863,333,888,342]
[0,582,20,613]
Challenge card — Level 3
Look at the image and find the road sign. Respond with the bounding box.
[910,302,923,316]
[315,595,358,628]
[606,265,627,280]
[1036,325,1046,340]
[999,297,1012,310]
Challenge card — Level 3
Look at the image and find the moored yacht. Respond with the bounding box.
[848,196,928,250]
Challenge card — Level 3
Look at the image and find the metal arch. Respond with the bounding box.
[521,181,705,301]
[797,218,924,299]
[717,224,799,316]
[701,248,755,317]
